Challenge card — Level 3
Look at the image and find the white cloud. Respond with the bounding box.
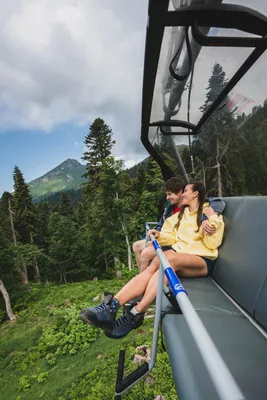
[0,0,148,157]
[124,158,145,169]
[115,155,146,170]
[2,0,266,165]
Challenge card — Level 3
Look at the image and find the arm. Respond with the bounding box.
[158,217,177,246]
[148,217,177,246]
[202,213,225,250]
[201,199,225,235]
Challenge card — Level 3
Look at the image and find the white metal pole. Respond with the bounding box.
[147,226,245,400]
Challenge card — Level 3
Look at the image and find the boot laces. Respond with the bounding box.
[93,304,109,314]
[114,314,132,330]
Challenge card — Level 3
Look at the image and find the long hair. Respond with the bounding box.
[176,181,206,232]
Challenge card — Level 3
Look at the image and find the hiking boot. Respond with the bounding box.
[124,295,143,307]
[101,291,114,304]
[105,309,144,339]
[80,297,120,332]
[123,295,143,314]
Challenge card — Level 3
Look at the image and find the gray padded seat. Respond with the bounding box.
[161,197,267,400]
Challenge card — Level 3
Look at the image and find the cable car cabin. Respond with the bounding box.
[139,1,267,399]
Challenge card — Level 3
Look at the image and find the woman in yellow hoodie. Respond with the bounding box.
[80,182,224,339]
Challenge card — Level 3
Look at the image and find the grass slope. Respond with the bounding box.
[0,275,177,400]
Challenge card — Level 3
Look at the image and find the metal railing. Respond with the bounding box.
[114,224,245,400]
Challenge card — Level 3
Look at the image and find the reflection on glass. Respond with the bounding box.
[148,1,267,196]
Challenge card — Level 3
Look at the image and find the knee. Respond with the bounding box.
[140,247,153,262]
[132,242,137,252]
[166,250,180,265]
[133,240,144,253]
[168,252,177,262]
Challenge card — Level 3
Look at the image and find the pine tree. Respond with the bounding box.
[82,118,115,182]
[12,166,39,282]
[87,157,127,274]
[192,63,239,195]
[60,192,74,219]
[0,228,17,320]
[13,166,35,243]
[48,213,87,283]
[35,202,51,250]
[0,192,13,242]
[131,158,164,237]
[76,201,87,226]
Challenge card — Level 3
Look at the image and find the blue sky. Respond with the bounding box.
[0,1,148,197]
[0,122,88,194]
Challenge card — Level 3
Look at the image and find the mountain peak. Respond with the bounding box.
[59,158,81,168]
[28,159,86,200]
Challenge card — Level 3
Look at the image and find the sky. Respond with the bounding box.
[0,0,148,194]
[1,0,267,195]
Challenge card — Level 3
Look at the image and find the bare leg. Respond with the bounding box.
[132,239,146,271]
[115,256,160,305]
[136,269,169,313]
[140,245,157,272]
[135,251,208,313]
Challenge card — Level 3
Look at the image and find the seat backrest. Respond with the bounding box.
[213,196,267,331]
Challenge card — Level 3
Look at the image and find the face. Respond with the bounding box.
[181,184,198,205]
[165,190,183,205]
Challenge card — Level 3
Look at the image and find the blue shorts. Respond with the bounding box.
[161,246,214,275]
[201,257,215,275]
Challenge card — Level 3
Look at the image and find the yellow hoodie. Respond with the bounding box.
[158,203,224,260]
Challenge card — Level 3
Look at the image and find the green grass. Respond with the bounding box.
[0,279,177,400]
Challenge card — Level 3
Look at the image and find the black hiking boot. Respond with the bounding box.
[80,296,120,332]
[105,308,144,339]
[123,295,143,314]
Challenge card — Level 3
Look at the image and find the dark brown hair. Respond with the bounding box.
[176,181,206,232]
[162,177,185,194]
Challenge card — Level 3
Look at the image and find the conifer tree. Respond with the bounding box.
[0,226,17,320]
[60,192,74,219]
[76,201,87,226]
[12,166,40,282]
[0,191,13,242]
[13,166,35,243]
[131,158,164,237]
[35,202,51,250]
[87,156,126,274]
[82,118,115,182]
[192,63,238,195]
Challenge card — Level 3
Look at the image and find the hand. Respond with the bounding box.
[202,220,216,236]
[147,229,160,239]
[204,206,216,218]
[146,241,153,247]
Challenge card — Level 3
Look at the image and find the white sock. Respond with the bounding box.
[130,306,140,315]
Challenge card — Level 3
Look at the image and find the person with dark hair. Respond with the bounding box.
[133,176,184,272]
[80,182,224,339]
[133,176,225,273]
